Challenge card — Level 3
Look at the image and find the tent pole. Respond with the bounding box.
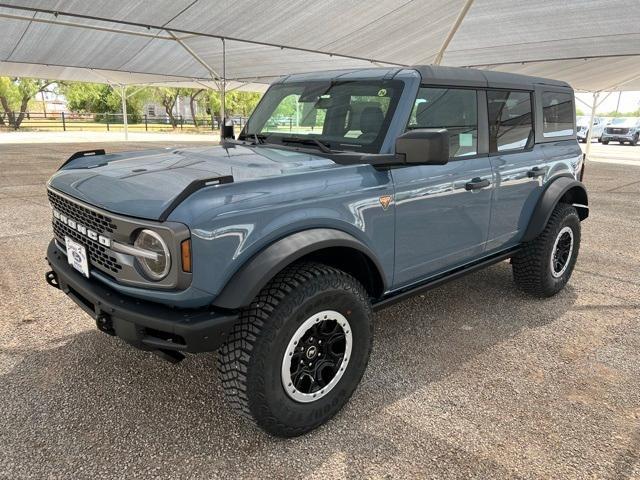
[584,91,599,160]
[120,85,128,141]
[433,0,475,65]
[221,37,226,136]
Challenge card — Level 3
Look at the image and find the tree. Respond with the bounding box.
[0,77,56,129]
[207,90,261,120]
[154,88,190,128]
[189,89,205,128]
[60,82,150,123]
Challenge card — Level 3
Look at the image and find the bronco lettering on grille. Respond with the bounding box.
[53,209,111,247]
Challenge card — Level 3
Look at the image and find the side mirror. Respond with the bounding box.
[395,129,449,165]
[221,118,235,140]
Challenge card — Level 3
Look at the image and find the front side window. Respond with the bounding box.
[407,87,478,157]
[242,80,403,153]
[542,91,575,137]
[487,90,533,153]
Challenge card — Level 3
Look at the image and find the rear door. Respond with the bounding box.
[392,86,493,288]
[485,89,542,252]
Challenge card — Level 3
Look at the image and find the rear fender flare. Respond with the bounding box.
[522,177,588,242]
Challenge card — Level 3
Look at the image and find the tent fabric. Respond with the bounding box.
[0,0,638,91]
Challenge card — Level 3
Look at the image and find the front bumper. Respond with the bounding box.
[46,239,238,354]
[602,132,636,142]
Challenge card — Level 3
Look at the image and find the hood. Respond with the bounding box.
[48,144,338,220]
[608,119,638,128]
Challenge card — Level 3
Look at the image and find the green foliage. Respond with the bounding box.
[208,90,262,117]
[599,108,640,118]
[0,77,56,128]
[575,107,584,116]
[60,83,151,123]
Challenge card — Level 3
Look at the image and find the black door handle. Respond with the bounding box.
[527,167,546,178]
[465,177,491,190]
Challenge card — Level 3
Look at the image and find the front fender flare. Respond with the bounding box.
[522,177,588,243]
[211,228,386,310]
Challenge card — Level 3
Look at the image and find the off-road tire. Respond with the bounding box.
[512,203,581,297]
[217,262,373,437]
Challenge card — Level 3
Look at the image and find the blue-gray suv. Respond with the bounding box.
[45,65,588,437]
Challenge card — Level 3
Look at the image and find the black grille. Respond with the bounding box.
[48,190,122,275]
[47,190,117,234]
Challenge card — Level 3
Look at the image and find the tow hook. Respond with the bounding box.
[96,313,116,336]
[45,270,60,289]
[154,349,186,364]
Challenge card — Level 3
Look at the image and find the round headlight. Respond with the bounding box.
[134,229,170,281]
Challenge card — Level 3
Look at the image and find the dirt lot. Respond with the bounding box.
[0,142,638,479]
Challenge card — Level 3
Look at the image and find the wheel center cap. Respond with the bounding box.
[306,345,318,359]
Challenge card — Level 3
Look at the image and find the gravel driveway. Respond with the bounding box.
[0,142,638,479]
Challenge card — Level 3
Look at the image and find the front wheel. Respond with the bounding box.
[631,134,638,146]
[217,262,373,437]
[512,203,581,297]
[602,140,609,145]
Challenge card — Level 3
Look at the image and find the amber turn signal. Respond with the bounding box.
[181,239,192,273]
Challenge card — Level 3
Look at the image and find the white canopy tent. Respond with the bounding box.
[0,0,639,145]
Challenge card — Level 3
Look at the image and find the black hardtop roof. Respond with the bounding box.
[278,65,572,91]
[414,65,572,90]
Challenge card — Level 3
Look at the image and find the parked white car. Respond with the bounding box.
[576,115,605,143]
[601,117,640,145]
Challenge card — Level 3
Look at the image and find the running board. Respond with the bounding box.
[372,248,520,311]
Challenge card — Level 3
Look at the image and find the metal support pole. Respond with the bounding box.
[120,85,128,141]
[61,111,66,131]
[221,37,226,135]
[433,0,475,65]
[584,92,599,160]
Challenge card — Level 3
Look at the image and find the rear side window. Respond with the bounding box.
[408,87,478,157]
[487,90,533,153]
[542,91,575,137]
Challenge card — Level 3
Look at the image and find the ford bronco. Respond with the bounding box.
[45,65,588,437]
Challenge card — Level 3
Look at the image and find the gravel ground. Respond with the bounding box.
[0,142,638,479]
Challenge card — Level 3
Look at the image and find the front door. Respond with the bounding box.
[392,86,492,288]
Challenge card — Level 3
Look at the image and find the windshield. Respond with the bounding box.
[240,80,403,153]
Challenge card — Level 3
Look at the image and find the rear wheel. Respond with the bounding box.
[217,262,373,437]
[602,140,609,145]
[512,203,581,297]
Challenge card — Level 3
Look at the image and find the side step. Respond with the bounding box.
[373,248,519,311]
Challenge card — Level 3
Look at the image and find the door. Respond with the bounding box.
[485,89,542,252]
[392,86,493,288]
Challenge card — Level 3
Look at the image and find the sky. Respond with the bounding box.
[575,91,640,114]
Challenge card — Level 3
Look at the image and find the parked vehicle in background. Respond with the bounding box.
[44,65,588,437]
[601,117,640,145]
[576,115,605,142]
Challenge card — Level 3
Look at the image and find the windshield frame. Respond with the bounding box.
[239,79,405,154]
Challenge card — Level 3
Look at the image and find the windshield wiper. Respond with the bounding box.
[280,136,335,154]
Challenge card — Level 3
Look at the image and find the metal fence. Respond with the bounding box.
[0,112,250,132]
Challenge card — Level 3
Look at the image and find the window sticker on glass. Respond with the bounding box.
[459,133,473,147]
[377,89,387,97]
